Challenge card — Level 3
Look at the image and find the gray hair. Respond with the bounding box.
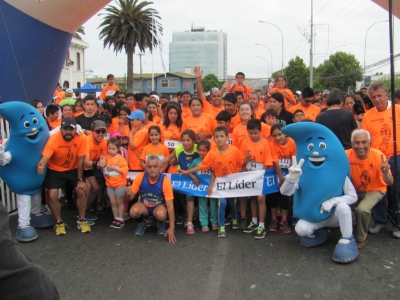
[351,129,371,143]
[249,91,260,100]
[146,155,162,166]
[367,82,388,96]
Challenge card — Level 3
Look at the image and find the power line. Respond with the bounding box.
[314,0,331,17]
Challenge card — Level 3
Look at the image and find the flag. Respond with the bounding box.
[155,21,167,77]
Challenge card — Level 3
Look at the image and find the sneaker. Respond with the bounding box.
[147,216,155,227]
[114,220,125,229]
[135,220,148,235]
[186,222,195,235]
[218,226,227,238]
[231,219,239,230]
[369,222,386,234]
[41,205,52,215]
[54,222,67,235]
[110,219,117,228]
[85,211,98,221]
[202,226,210,232]
[211,224,218,231]
[157,221,167,235]
[224,218,232,226]
[280,221,291,234]
[123,212,130,221]
[77,219,91,233]
[240,218,247,230]
[393,227,400,239]
[269,220,278,232]
[77,216,95,226]
[254,227,266,239]
[176,216,184,225]
[96,204,104,215]
[243,221,258,233]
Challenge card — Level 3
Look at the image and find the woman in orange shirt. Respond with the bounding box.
[181,97,216,142]
[265,76,296,109]
[181,91,192,119]
[147,100,164,125]
[61,104,74,119]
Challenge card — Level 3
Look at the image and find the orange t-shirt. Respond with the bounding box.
[128,127,148,170]
[100,85,120,100]
[232,122,271,149]
[144,121,157,130]
[229,111,242,131]
[73,111,84,118]
[86,136,108,170]
[181,106,192,119]
[161,124,182,143]
[346,148,389,192]
[103,154,128,188]
[140,143,170,162]
[42,132,88,172]
[54,90,66,104]
[240,138,274,170]
[201,97,224,118]
[181,113,217,138]
[289,103,320,121]
[131,172,174,202]
[361,103,400,156]
[229,83,252,100]
[48,118,62,130]
[268,88,295,110]
[254,108,265,120]
[210,133,233,149]
[110,118,130,136]
[269,137,297,169]
[258,101,265,110]
[199,145,243,176]
[152,115,162,125]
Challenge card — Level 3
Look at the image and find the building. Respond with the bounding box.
[59,36,89,89]
[87,72,196,96]
[169,26,227,80]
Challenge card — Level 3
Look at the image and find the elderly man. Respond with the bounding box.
[127,156,176,243]
[361,82,400,238]
[346,129,393,248]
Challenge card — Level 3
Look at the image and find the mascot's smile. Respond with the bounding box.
[26,129,39,140]
[308,156,325,166]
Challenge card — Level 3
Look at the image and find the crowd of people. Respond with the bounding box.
[16,66,400,248]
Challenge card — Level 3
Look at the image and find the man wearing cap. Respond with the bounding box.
[37,118,90,235]
[75,95,105,135]
[321,90,330,109]
[59,89,76,107]
[289,87,320,121]
[83,120,108,213]
[126,110,148,171]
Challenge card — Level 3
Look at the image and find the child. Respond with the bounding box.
[73,99,84,118]
[181,126,243,238]
[187,140,218,232]
[103,138,129,228]
[240,119,274,239]
[262,108,278,127]
[127,110,149,171]
[162,130,199,234]
[45,104,61,129]
[140,126,169,172]
[293,109,305,122]
[100,74,120,100]
[268,123,296,232]
[214,110,233,147]
[147,100,164,125]
[221,72,253,100]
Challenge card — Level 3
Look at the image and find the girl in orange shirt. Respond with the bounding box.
[181,91,192,119]
[266,76,296,109]
[103,138,129,229]
[147,100,164,125]
[268,124,297,233]
[140,126,169,172]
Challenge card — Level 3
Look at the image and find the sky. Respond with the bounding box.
[82,0,400,80]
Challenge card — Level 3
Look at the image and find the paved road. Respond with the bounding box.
[10,207,400,300]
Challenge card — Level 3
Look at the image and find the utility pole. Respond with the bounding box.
[138,53,144,92]
[309,0,314,88]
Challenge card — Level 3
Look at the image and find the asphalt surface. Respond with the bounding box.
[10,206,400,300]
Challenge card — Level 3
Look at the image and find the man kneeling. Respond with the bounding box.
[126,156,176,243]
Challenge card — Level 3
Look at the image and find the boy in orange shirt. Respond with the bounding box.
[100,74,120,100]
[181,126,243,238]
[223,93,241,130]
[248,92,265,120]
[221,72,252,100]
[127,110,149,171]
[45,104,61,129]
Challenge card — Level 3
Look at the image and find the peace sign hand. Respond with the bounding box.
[285,156,304,183]
[380,154,391,174]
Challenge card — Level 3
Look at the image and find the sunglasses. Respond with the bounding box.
[95,129,106,134]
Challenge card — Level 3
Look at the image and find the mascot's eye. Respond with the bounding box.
[24,121,30,128]
[307,143,314,151]
[319,142,326,150]
[32,118,38,125]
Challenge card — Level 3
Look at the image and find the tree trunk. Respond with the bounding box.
[126,44,134,92]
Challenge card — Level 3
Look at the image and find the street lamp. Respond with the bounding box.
[258,21,284,75]
[255,44,273,76]
[330,45,347,55]
[364,20,388,83]
[255,56,270,80]
[314,55,326,67]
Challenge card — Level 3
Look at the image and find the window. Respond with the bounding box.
[147,80,156,89]
[77,82,81,88]
[94,84,102,88]
[161,79,176,88]
[65,51,70,66]
[63,81,69,88]
[76,53,81,70]
[183,80,191,88]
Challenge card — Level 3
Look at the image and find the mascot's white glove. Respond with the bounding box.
[285,156,304,183]
[0,139,12,166]
[320,197,340,214]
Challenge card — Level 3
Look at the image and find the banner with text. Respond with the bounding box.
[127,169,287,198]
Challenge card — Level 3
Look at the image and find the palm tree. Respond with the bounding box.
[74,26,85,40]
[98,0,162,92]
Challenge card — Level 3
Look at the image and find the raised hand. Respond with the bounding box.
[194,66,203,79]
[380,154,391,174]
[285,156,304,183]
[0,139,11,166]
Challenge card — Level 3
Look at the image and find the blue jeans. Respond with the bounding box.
[372,155,400,225]
[218,198,237,226]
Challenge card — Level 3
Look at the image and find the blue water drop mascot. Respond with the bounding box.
[280,122,359,263]
[0,102,53,242]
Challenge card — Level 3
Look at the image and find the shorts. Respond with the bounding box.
[83,169,94,178]
[107,186,126,197]
[144,203,165,216]
[44,169,78,190]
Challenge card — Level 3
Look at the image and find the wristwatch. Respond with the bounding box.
[78,177,86,183]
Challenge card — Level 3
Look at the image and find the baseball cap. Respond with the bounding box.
[150,95,159,102]
[61,117,77,128]
[126,110,145,121]
[323,89,330,96]
[110,130,122,139]
[92,120,107,131]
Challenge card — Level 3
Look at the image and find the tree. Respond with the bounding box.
[284,56,310,91]
[201,74,222,93]
[98,0,161,92]
[74,26,85,40]
[378,77,400,93]
[315,52,363,91]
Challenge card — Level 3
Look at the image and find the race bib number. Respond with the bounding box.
[279,158,291,169]
[106,89,116,96]
[196,170,211,176]
[104,132,110,140]
[246,161,263,171]
[146,154,164,162]
[164,140,181,149]
[226,137,233,145]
